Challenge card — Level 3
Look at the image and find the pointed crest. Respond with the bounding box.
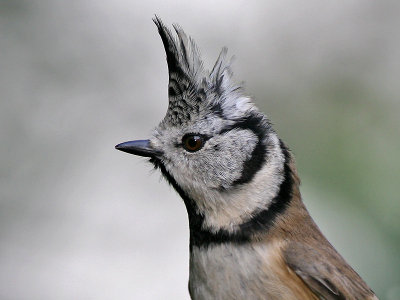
[153,17,249,125]
[153,16,205,91]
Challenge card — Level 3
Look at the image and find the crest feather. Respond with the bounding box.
[153,16,205,87]
[153,17,252,125]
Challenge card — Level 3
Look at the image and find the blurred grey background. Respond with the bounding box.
[1,1,399,299]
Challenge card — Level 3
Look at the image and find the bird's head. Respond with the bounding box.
[116,17,289,233]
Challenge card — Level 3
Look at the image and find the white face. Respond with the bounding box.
[151,117,258,190]
[149,99,285,231]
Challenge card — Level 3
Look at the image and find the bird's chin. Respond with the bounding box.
[149,156,162,169]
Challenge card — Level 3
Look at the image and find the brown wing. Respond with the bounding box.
[283,242,378,300]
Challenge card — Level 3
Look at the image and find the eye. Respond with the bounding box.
[182,134,204,152]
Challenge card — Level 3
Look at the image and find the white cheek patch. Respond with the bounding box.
[169,129,258,193]
[152,119,285,234]
[196,133,285,233]
[198,129,258,188]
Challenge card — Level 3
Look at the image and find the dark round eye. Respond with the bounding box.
[182,134,204,152]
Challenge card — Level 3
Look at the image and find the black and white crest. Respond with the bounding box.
[153,17,245,126]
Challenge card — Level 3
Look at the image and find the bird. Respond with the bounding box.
[116,17,378,300]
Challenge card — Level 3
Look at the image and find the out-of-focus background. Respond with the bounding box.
[1,1,399,299]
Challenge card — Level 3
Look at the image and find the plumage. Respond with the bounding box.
[116,17,378,300]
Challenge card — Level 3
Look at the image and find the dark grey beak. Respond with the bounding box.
[115,140,160,158]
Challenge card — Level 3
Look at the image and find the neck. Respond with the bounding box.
[189,141,297,249]
[153,140,300,250]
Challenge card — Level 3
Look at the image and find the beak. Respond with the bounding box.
[115,139,160,158]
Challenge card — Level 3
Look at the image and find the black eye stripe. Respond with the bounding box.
[217,114,270,187]
[218,114,270,138]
